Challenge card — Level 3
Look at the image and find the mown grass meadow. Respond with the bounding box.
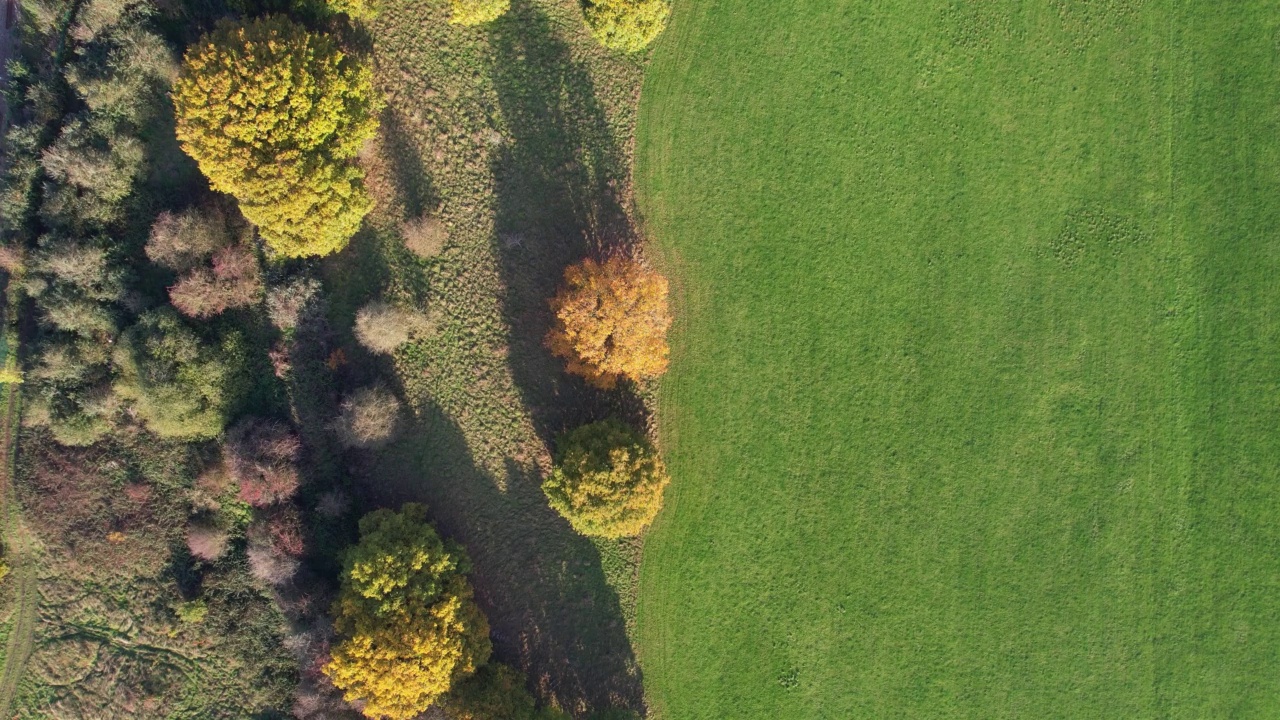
[636,1,1280,718]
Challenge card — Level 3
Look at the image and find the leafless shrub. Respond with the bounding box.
[248,506,305,557]
[0,245,26,273]
[226,418,302,507]
[315,490,350,519]
[330,385,401,449]
[353,301,435,354]
[267,277,324,332]
[169,245,262,318]
[247,543,300,586]
[186,519,228,562]
[146,207,232,272]
[401,215,448,258]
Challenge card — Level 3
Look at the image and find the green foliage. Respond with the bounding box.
[542,419,669,538]
[446,663,570,720]
[112,309,246,439]
[40,119,146,217]
[449,0,508,26]
[583,0,669,52]
[174,599,209,624]
[172,16,381,257]
[326,503,492,719]
[66,21,178,123]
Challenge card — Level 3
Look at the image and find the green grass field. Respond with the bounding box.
[635,2,1280,717]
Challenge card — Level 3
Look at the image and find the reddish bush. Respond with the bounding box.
[169,245,262,318]
[250,506,306,557]
[226,418,302,507]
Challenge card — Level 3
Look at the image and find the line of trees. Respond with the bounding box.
[1,0,680,715]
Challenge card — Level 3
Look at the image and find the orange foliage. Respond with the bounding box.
[545,256,671,389]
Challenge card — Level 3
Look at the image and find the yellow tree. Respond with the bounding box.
[325,504,491,720]
[542,418,670,538]
[545,256,672,390]
[172,16,380,257]
[583,0,671,52]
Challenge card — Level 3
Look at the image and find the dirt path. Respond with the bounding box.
[0,382,34,716]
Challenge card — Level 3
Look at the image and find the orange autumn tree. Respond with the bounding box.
[545,256,672,389]
[324,504,492,720]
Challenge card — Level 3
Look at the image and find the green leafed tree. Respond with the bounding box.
[172,16,381,257]
[113,308,245,439]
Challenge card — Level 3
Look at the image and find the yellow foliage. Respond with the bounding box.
[449,0,509,25]
[545,256,671,390]
[583,0,670,52]
[542,419,670,538]
[172,16,380,258]
[324,504,491,719]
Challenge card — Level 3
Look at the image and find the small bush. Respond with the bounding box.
[353,301,434,354]
[449,0,509,25]
[542,418,669,538]
[331,384,401,449]
[266,277,324,332]
[146,207,233,272]
[402,215,448,258]
[546,256,672,389]
[169,245,262,318]
[186,519,229,561]
[226,418,302,507]
[175,598,208,623]
[247,543,300,586]
[249,506,305,557]
[583,0,670,52]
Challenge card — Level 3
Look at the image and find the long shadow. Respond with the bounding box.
[488,0,646,450]
[378,107,438,221]
[360,401,645,716]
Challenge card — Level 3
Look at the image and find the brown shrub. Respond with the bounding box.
[353,301,435,354]
[315,489,350,519]
[226,418,302,507]
[186,519,229,561]
[330,385,401,449]
[146,207,232,272]
[266,276,323,331]
[0,245,26,273]
[249,506,305,557]
[401,215,448,258]
[169,245,262,318]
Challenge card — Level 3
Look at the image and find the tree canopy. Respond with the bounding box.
[112,308,245,439]
[546,256,672,389]
[542,418,670,538]
[172,16,380,257]
[325,504,492,720]
[583,0,671,52]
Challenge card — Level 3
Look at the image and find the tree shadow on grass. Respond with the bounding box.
[359,403,645,717]
[487,0,648,449]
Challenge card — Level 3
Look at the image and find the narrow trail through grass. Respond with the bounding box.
[0,384,35,717]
